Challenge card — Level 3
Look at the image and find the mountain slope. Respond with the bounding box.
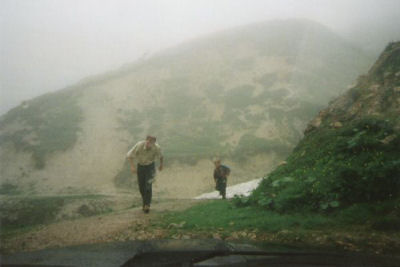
[0,19,373,196]
[250,41,400,212]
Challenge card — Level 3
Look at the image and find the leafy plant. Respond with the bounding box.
[248,116,400,212]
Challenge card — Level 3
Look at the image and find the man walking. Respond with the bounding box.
[213,159,230,199]
[127,135,163,213]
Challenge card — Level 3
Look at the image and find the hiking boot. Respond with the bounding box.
[143,205,150,213]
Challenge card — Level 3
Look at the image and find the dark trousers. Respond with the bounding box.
[216,177,227,198]
[137,162,155,207]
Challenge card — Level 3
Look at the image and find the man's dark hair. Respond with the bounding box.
[146,135,156,142]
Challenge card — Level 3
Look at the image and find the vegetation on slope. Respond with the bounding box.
[161,42,400,254]
[0,195,112,236]
[249,116,400,212]
[247,42,400,213]
[161,199,400,254]
[115,19,371,166]
[0,89,83,169]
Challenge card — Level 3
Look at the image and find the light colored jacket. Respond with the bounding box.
[126,141,163,166]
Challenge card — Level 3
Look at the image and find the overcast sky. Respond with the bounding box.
[1,0,399,115]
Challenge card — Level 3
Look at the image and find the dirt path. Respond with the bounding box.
[2,198,400,256]
[1,199,203,253]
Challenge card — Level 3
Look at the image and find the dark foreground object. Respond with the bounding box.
[2,239,399,267]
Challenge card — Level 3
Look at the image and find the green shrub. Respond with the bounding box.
[336,203,375,224]
[248,116,400,212]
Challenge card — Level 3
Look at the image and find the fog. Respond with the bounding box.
[1,0,399,115]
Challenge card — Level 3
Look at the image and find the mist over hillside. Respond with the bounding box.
[0,19,373,197]
[340,15,400,55]
[250,41,400,213]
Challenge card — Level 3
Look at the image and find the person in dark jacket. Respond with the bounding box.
[213,159,230,199]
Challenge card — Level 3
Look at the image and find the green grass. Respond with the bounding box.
[161,200,335,233]
[161,199,400,236]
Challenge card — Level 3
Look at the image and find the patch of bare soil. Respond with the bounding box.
[1,199,202,253]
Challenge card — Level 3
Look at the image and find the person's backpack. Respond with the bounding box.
[221,165,230,177]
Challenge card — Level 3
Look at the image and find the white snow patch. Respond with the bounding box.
[194,178,263,199]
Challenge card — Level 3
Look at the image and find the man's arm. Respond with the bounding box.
[128,156,136,173]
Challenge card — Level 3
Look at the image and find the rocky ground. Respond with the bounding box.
[0,199,200,253]
[1,197,400,256]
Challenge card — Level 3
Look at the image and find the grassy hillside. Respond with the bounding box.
[0,88,83,169]
[250,116,400,211]
[246,42,400,217]
[0,19,373,195]
[159,43,400,254]
[115,20,372,159]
